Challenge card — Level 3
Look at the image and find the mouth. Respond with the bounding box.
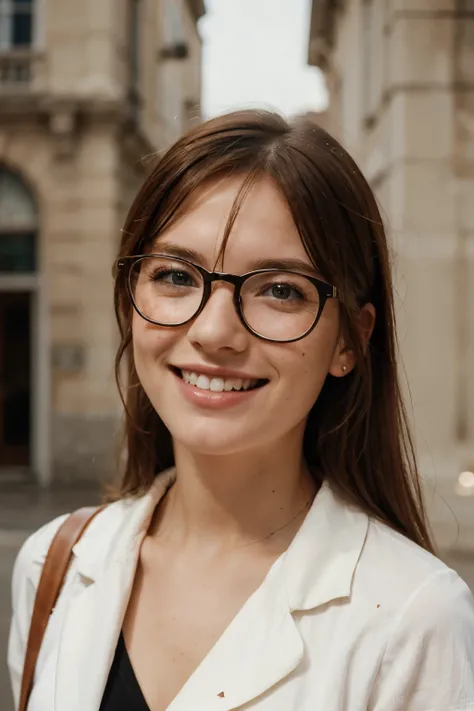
[169,366,268,393]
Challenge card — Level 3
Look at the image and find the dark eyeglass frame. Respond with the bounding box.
[116,254,339,344]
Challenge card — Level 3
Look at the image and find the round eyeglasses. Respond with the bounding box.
[116,254,338,344]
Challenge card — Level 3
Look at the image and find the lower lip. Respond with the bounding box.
[172,370,265,410]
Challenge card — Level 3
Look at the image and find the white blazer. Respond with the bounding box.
[8,469,474,711]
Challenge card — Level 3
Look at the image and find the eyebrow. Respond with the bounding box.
[150,241,205,264]
[250,258,322,278]
[152,241,322,278]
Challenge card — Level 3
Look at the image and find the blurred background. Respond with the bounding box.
[0,0,473,706]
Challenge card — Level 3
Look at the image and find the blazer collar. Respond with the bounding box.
[281,482,369,611]
[54,471,369,711]
[71,467,177,582]
[71,471,369,611]
[54,468,177,711]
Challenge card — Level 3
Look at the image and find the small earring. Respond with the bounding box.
[342,365,347,373]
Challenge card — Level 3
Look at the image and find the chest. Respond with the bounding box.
[26,534,389,711]
[121,545,279,711]
[28,578,386,711]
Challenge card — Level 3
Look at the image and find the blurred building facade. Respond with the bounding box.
[0,0,204,485]
[308,0,474,583]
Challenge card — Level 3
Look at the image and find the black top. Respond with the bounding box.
[100,632,151,711]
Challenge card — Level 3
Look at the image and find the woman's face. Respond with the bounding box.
[132,174,348,457]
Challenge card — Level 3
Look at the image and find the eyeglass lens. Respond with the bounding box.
[129,256,321,341]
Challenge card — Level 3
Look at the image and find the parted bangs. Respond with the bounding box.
[116,110,380,313]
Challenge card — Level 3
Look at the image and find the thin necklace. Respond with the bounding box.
[236,495,314,550]
[159,482,316,550]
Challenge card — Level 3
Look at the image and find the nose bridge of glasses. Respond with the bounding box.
[208,270,242,290]
[193,271,245,338]
[200,271,242,318]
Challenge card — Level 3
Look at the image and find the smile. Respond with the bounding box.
[170,366,268,395]
[181,370,262,392]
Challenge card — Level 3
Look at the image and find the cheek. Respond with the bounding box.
[292,350,329,399]
[131,314,176,367]
[276,328,339,411]
[131,315,151,367]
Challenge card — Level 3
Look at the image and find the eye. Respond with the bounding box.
[262,283,305,301]
[150,268,197,287]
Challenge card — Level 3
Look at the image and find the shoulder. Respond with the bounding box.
[389,565,474,645]
[11,514,69,605]
[372,520,474,638]
[11,496,141,604]
[353,513,474,656]
[354,515,469,612]
[364,532,474,709]
[8,496,144,705]
[330,497,474,649]
[353,520,474,709]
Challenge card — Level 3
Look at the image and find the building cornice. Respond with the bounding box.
[0,95,156,163]
[186,0,205,22]
[307,0,338,70]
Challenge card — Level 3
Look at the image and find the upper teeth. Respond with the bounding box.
[181,371,258,392]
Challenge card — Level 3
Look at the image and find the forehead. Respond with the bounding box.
[153,174,311,269]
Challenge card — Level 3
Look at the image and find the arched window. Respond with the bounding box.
[0,165,38,272]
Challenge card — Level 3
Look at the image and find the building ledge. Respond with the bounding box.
[0,49,47,93]
[0,94,156,164]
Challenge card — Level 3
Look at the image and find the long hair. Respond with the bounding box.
[113,109,434,553]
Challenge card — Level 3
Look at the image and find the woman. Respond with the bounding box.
[8,110,474,711]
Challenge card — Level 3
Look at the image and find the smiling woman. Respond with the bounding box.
[8,110,474,711]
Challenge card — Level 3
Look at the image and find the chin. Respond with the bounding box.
[165,416,261,457]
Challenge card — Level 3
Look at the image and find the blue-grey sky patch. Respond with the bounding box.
[199,0,328,119]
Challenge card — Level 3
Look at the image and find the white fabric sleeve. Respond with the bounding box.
[368,568,474,711]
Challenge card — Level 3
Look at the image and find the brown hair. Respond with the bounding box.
[113,109,434,552]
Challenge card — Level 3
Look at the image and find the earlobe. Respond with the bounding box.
[328,303,375,379]
[329,345,355,378]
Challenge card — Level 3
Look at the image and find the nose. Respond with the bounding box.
[186,283,249,354]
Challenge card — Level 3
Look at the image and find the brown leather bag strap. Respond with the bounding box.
[18,505,105,711]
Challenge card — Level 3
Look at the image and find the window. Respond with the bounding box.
[0,0,35,50]
[160,0,188,58]
[164,0,184,45]
[0,166,37,273]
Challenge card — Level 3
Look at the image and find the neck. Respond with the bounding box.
[152,435,317,553]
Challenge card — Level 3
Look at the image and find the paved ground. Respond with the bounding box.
[0,482,101,710]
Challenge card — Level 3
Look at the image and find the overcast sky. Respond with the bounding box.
[198,0,328,119]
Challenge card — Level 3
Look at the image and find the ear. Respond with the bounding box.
[329,303,376,378]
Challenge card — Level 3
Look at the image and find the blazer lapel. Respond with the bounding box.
[167,483,369,711]
[52,476,367,711]
[168,557,304,711]
[53,470,176,711]
[53,554,136,710]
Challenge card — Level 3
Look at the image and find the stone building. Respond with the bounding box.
[0,0,205,485]
[308,0,474,584]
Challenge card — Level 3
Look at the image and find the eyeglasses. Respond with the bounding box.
[116,254,338,343]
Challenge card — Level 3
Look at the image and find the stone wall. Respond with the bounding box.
[0,0,204,484]
[309,0,474,552]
